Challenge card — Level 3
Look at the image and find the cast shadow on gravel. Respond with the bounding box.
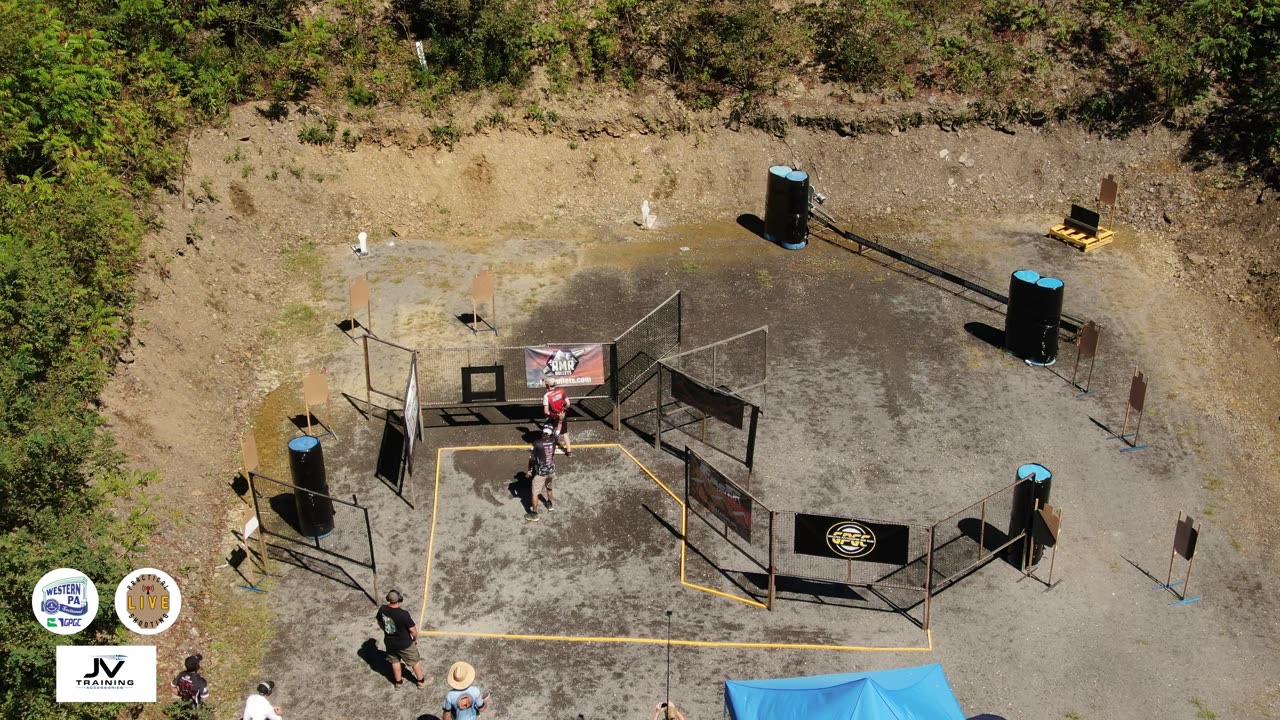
[964,321,1005,349]
[736,213,768,243]
[358,638,396,684]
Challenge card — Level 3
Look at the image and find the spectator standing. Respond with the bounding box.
[542,378,572,455]
[526,425,557,521]
[375,590,425,688]
[442,661,487,720]
[241,681,283,720]
[170,653,210,707]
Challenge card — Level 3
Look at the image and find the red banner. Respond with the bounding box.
[525,344,606,388]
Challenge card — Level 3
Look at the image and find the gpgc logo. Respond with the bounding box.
[32,569,99,635]
[825,521,878,559]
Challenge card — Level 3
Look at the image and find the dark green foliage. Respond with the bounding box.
[298,115,340,144]
[399,0,537,89]
[808,0,922,90]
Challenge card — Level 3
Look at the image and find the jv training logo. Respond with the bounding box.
[545,348,580,377]
[115,568,182,635]
[32,568,98,635]
[825,521,878,559]
[56,645,156,703]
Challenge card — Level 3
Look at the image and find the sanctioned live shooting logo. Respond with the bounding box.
[825,521,878,559]
[115,568,182,635]
[32,568,99,635]
[544,348,580,377]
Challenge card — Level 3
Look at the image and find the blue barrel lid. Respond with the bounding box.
[1017,463,1052,482]
[786,170,809,182]
[1013,270,1040,283]
[1036,277,1064,289]
[289,436,320,452]
[770,165,793,177]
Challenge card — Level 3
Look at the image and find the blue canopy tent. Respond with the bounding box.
[724,663,966,720]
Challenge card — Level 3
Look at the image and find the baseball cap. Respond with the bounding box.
[257,680,275,696]
[541,426,553,434]
[386,590,403,603]
[184,654,202,672]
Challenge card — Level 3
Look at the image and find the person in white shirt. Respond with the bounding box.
[242,680,283,720]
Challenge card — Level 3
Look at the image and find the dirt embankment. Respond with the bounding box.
[100,92,1280,714]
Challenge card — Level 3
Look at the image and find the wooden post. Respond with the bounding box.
[923,526,935,630]
[654,365,663,451]
[1166,511,1182,588]
[767,510,777,611]
[363,330,373,404]
[1046,513,1060,586]
[1182,555,1195,599]
[978,501,987,562]
[305,400,313,436]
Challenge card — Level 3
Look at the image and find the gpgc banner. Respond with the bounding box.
[793,513,910,566]
[525,344,606,388]
[687,449,753,542]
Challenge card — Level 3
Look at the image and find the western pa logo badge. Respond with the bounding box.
[32,568,99,635]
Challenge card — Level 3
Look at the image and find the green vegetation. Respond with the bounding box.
[2,0,1279,716]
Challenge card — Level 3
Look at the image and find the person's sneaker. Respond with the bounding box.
[544,498,554,511]
[394,681,403,691]
[525,511,539,522]
[564,448,572,457]
[416,678,427,689]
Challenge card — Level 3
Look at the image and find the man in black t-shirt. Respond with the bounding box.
[375,590,424,689]
[170,653,210,706]
[525,426,557,522]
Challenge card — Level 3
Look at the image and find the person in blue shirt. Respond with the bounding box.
[442,661,487,720]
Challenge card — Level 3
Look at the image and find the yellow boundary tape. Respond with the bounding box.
[418,443,933,652]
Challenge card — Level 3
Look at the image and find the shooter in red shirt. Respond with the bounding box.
[542,378,572,456]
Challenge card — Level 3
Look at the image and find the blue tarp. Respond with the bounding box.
[725,663,966,720]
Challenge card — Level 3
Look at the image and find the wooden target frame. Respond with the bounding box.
[1119,368,1148,452]
[470,269,498,335]
[303,369,338,440]
[1154,512,1201,605]
[1071,320,1101,397]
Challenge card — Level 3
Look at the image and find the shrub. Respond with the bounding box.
[298,115,339,144]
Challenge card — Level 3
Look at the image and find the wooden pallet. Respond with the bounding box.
[1049,223,1114,253]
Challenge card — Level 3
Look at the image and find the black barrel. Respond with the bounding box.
[1004,269,1040,358]
[764,165,810,250]
[1027,277,1064,365]
[1008,463,1053,566]
[764,165,792,245]
[288,435,335,539]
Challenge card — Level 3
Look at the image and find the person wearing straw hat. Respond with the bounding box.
[442,661,488,720]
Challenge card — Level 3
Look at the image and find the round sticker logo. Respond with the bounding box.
[31,568,98,635]
[115,568,182,635]
[825,521,878,559]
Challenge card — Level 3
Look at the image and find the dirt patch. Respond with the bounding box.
[101,101,1280,719]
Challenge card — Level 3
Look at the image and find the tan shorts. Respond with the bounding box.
[387,641,420,665]
[532,473,554,499]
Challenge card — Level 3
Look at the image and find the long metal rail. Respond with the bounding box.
[808,208,1085,335]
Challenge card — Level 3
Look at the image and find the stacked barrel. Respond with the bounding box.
[1004,270,1065,365]
[764,165,810,250]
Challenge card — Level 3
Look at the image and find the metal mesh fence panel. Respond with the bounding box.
[774,511,931,593]
[657,364,756,469]
[667,326,768,409]
[414,345,615,407]
[248,473,375,570]
[365,335,415,405]
[613,291,681,402]
[929,478,1027,590]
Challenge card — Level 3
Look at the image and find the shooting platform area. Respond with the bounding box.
[233,216,1250,720]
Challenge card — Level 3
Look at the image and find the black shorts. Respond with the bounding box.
[548,413,568,433]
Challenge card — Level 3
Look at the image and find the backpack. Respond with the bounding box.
[175,672,201,704]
